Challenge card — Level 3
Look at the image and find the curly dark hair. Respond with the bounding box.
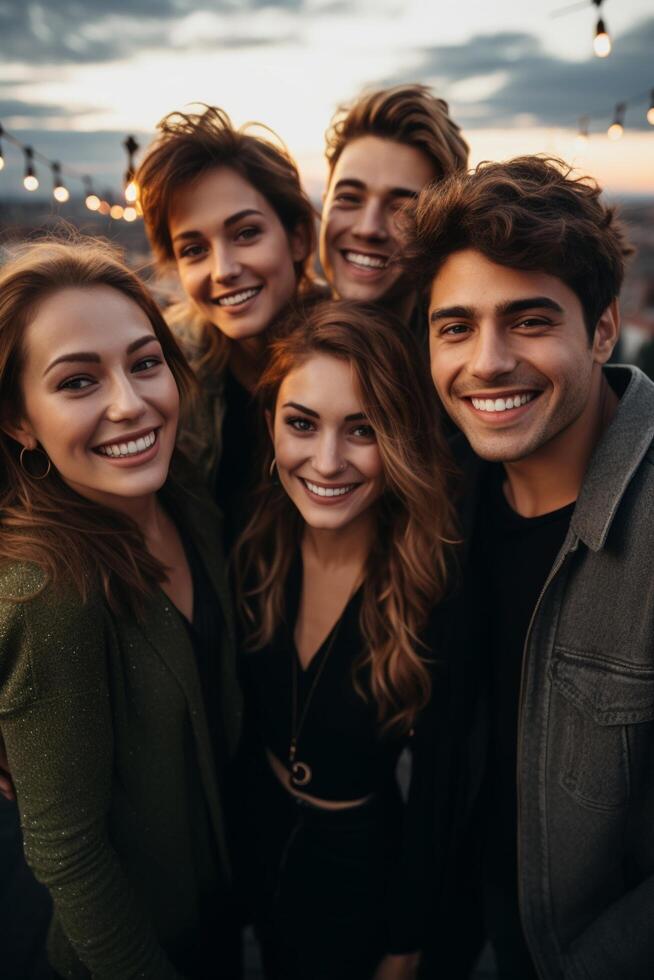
[404,155,634,338]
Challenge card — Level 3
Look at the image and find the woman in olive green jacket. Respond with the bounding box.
[0,238,241,980]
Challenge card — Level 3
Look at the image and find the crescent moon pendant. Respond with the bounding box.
[290,761,312,787]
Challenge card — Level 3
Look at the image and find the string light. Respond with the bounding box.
[607,102,625,140]
[52,162,70,203]
[576,115,590,146]
[83,176,100,211]
[592,0,611,58]
[23,147,39,191]
[110,204,124,220]
[123,134,139,204]
[593,18,611,57]
[648,90,654,127]
[123,206,138,222]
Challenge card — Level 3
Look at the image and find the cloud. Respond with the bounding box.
[393,17,654,131]
[0,0,313,64]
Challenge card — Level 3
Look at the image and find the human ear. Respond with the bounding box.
[0,415,37,452]
[592,298,620,364]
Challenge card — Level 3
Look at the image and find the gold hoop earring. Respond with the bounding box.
[269,457,277,478]
[19,446,52,480]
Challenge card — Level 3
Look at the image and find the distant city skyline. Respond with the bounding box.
[1,0,652,199]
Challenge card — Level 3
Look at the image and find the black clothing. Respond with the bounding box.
[178,520,230,785]
[239,557,456,966]
[242,750,403,980]
[215,370,259,550]
[475,466,574,978]
[244,558,409,802]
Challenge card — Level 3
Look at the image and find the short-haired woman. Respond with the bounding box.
[135,106,322,539]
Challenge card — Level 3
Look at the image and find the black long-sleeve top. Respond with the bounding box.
[241,557,460,953]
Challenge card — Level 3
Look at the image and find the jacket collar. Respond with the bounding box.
[572,365,654,552]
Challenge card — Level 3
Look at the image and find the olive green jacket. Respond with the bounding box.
[0,484,242,980]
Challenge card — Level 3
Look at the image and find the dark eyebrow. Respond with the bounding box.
[430,297,565,325]
[430,305,474,324]
[283,401,319,419]
[44,334,159,377]
[283,402,368,423]
[334,178,418,200]
[172,208,264,242]
[496,297,564,317]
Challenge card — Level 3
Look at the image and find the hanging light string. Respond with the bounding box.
[571,86,654,140]
[0,120,141,221]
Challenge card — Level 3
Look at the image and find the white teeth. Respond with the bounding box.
[344,251,387,269]
[304,479,356,498]
[216,287,260,307]
[97,430,156,457]
[471,393,536,413]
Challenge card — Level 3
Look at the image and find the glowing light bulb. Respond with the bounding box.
[0,154,4,172]
[98,200,111,216]
[53,185,70,203]
[593,19,611,58]
[123,206,138,222]
[86,193,101,211]
[23,174,39,191]
[125,180,138,203]
[110,204,124,220]
[607,122,623,141]
[648,94,654,126]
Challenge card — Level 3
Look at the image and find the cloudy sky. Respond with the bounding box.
[0,0,652,201]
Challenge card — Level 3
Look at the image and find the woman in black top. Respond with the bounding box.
[135,105,322,542]
[234,300,459,980]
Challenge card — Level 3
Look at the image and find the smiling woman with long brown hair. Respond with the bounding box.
[0,236,241,980]
[233,299,460,980]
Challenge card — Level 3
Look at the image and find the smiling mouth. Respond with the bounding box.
[468,391,540,414]
[212,286,262,308]
[301,478,360,499]
[94,429,158,458]
[342,250,389,271]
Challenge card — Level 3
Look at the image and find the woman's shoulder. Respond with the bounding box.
[0,564,108,713]
[0,560,47,603]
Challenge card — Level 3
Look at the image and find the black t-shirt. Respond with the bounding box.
[474,466,574,975]
[214,370,260,550]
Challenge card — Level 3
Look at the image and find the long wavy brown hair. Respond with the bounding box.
[235,300,459,734]
[0,235,196,615]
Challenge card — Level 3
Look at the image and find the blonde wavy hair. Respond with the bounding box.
[235,299,459,734]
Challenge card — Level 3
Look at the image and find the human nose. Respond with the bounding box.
[312,431,346,476]
[210,241,242,283]
[352,198,388,241]
[469,325,518,381]
[105,372,148,423]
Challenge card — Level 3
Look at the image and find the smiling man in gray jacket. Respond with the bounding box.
[407,156,654,980]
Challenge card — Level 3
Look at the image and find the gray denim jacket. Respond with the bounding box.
[516,365,654,979]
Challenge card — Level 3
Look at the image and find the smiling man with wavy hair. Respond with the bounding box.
[407,156,654,980]
[320,84,468,328]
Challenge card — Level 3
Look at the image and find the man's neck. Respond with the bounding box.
[503,372,619,518]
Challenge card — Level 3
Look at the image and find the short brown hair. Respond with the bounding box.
[406,155,633,338]
[136,105,316,284]
[0,235,196,615]
[325,84,469,182]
